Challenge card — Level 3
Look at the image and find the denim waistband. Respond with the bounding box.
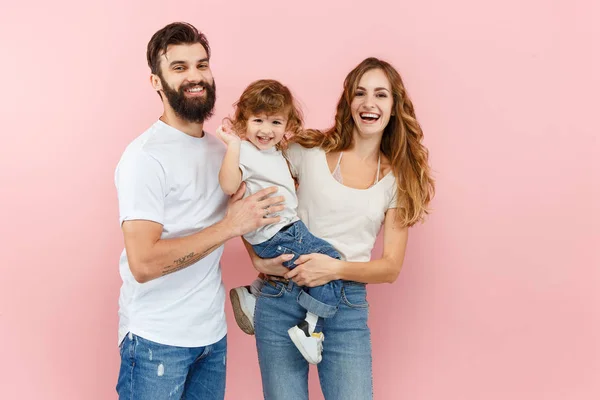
[265,275,365,288]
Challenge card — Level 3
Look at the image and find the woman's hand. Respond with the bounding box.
[285,253,342,287]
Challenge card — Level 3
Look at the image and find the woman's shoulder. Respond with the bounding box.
[287,142,322,153]
[286,142,323,160]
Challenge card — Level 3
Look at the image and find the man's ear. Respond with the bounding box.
[150,74,163,92]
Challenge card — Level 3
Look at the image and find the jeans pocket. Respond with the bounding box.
[260,244,299,268]
[341,284,369,308]
[119,333,131,358]
[258,281,286,298]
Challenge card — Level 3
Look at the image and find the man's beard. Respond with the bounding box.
[160,76,217,123]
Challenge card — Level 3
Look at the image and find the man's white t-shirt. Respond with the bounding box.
[239,141,299,245]
[115,120,228,347]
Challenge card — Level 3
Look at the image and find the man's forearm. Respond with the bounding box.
[125,184,284,283]
[132,220,234,283]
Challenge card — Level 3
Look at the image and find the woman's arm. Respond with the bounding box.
[241,237,292,277]
[285,208,408,286]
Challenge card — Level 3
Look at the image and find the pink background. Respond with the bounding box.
[1,0,598,399]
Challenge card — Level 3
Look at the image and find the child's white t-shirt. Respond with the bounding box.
[239,141,300,245]
[115,120,229,347]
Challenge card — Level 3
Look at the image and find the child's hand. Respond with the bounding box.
[216,124,241,146]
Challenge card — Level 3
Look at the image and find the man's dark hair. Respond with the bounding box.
[147,22,211,75]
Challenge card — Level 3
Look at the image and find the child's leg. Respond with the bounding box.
[230,228,298,335]
[285,227,343,364]
[288,278,341,365]
[296,244,343,333]
[303,278,343,332]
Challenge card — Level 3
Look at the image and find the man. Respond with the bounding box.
[114,22,283,399]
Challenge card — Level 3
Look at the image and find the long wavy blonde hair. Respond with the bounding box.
[294,57,435,227]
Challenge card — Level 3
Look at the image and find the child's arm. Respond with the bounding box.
[217,125,243,195]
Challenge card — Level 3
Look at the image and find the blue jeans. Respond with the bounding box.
[255,279,373,399]
[253,220,342,319]
[116,333,227,400]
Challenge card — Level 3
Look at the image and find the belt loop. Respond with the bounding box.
[266,275,292,290]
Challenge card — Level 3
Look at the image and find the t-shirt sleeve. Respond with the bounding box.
[283,143,304,178]
[238,142,253,181]
[388,181,399,209]
[115,150,166,226]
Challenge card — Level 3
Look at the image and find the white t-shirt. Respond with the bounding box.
[285,143,398,262]
[115,120,229,347]
[239,140,299,244]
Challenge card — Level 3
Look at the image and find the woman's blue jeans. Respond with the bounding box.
[254,279,373,399]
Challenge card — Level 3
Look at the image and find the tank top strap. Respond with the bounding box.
[332,152,344,184]
[375,153,381,183]
[332,152,380,186]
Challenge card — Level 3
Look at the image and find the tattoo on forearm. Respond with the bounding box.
[161,246,219,276]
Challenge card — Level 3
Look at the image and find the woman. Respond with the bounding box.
[243,57,434,399]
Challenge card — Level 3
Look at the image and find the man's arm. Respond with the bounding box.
[123,184,284,283]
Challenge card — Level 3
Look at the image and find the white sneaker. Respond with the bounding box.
[230,286,256,335]
[288,321,324,364]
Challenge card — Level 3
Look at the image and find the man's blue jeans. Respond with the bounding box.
[116,333,227,399]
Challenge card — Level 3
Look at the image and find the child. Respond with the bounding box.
[217,79,343,365]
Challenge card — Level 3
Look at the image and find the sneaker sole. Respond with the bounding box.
[230,288,255,335]
[287,328,321,365]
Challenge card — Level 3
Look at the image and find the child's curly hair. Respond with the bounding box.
[225,79,303,149]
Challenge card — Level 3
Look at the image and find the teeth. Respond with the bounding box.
[187,87,204,92]
[360,113,380,118]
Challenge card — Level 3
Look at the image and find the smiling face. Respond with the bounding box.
[244,112,288,150]
[350,68,394,138]
[152,43,216,123]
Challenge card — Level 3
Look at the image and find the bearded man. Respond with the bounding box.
[114,22,283,400]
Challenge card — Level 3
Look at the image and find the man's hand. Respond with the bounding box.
[223,183,285,237]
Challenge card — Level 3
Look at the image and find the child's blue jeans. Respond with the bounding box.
[252,220,342,320]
